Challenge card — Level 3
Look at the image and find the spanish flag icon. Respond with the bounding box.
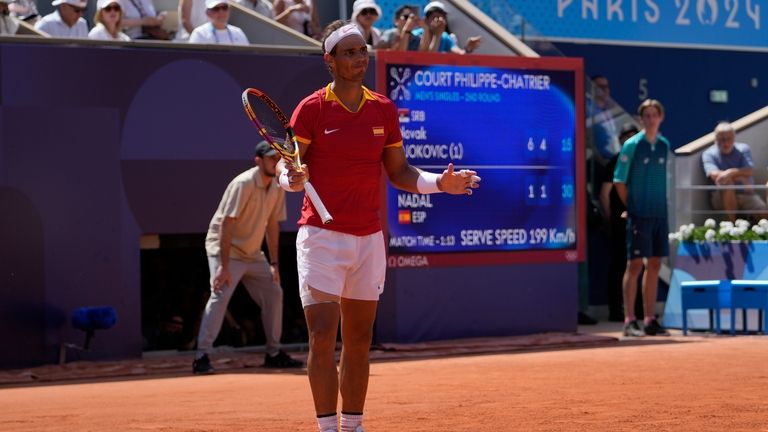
[372,126,385,136]
[398,210,411,224]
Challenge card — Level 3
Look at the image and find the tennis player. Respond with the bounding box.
[278,20,480,432]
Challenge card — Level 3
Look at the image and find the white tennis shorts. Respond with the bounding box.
[297,225,386,307]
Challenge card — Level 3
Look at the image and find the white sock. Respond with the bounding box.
[340,413,363,431]
[317,414,338,432]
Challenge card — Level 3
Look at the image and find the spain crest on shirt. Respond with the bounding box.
[372,126,385,136]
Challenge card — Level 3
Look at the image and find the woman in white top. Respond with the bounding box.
[188,0,248,45]
[89,0,130,40]
[351,0,381,48]
[273,0,319,39]
[176,0,206,40]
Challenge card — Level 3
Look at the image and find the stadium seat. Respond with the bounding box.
[680,280,729,335]
[729,280,768,335]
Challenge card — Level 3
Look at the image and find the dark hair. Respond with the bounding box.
[321,19,348,55]
[394,4,416,18]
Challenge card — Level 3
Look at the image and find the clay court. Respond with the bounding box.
[1,324,767,431]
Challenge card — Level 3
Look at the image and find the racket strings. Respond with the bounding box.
[244,94,297,158]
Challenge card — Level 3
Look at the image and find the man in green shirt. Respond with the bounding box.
[613,99,670,337]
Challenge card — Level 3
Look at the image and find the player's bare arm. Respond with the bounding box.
[382,146,480,195]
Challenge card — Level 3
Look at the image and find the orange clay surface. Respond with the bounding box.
[1,324,768,432]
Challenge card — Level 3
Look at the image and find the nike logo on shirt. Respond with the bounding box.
[324,128,340,134]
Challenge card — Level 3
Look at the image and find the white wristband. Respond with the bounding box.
[279,170,296,192]
[416,171,442,194]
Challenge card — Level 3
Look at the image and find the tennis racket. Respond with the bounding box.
[241,88,333,224]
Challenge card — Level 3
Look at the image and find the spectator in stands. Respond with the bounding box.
[89,0,131,41]
[613,99,671,337]
[233,0,271,17]
[34,0,89,38]
[588,75,620,163]
[192,141,302,374]
[702,121,768,222]
[9,0,38,23]
[350,0,381,49]
[599,123,639,322]
[231,0,295,23]
[273,0,320,39]
[122,0,167,39]
[176,0,206,40]
[0,0,20,35]
[189,0,249,45]
[378,4,429,51]
[408,1,481,54]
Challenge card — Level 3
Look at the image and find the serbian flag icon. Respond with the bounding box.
[398,108,410,123]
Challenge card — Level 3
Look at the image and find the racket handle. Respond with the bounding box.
[304,181,333,224]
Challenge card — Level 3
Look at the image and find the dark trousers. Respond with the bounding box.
[606,218,626,319]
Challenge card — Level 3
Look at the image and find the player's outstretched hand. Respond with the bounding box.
[439,163,481,195]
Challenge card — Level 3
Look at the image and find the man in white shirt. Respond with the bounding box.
[34,0,89,38]
[188,0,249,45]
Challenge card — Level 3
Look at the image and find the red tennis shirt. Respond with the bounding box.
[291,84,403,236]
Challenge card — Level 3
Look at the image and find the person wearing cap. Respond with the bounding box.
[192,141,303,374]
[34,0,89,38]
[273,0,320,39]
[283,20,480,432]
[0,0,20,35]
[188,0,248,45]
[350,0,381,48]
[89,0,130,40]
[409,1,482,54]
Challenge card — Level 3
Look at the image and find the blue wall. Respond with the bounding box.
[555,42,768,148]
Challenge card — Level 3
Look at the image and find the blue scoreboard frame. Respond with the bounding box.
[376,52,585,268]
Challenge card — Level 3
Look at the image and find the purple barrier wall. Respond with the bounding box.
[0,42,577,369]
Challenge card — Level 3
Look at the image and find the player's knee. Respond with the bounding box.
[343,330,373,352]
[646,258,661,272]
[626,259,644,275]
[309,326,337,352]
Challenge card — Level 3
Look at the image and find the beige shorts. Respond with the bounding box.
[297,225,386,307]
[711,191,768,212]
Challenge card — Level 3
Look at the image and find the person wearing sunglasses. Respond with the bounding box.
[378,4,430,51]
[34,0,89,38]
[89,0,130,40]
[408,1,482,54]
[188,0,248,45]
[350,0,381,49]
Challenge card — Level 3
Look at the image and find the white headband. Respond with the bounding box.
[324,23,364,53]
